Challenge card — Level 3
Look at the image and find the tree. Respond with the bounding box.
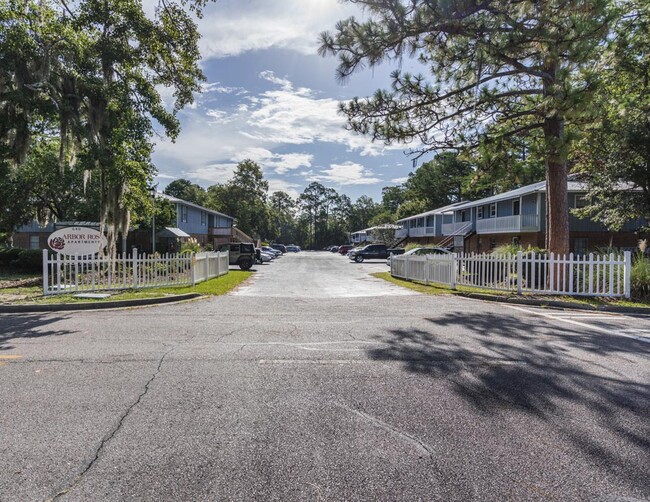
[573,1,650,231]
[268,191,297,243]
[0,140,101,232]
[380,185,406,214]
[465,134,545,199]
[404,153,473,209]
[320,0,613,255]
[348,195,380,232]
[299,182,330,248]
[206,160,269,238]
[1,1,205,256]
[164,179,207,206]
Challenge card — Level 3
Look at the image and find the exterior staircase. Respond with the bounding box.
[437,222,474,249]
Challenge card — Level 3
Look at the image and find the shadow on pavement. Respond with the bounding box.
[0,313,75,351]
[367,311,650,493]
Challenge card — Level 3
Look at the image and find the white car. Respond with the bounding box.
[387,247,452,265]
[262,246,282,257]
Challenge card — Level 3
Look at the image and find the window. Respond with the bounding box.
[574,194,588,208]
[29,235,40,249]
[200,211,206,226]
[513,200,520,216]
[489,238,496,249]
[512,236,520,246]
[180,205,188,223]
[461,210,468,222]
[574,238,589,255]
[477,207,483,219]
[490,204,496,218]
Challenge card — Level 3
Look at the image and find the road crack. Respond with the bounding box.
[333,401,434,459]
[49,346,174,501]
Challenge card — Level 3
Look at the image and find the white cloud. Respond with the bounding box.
[242,71,396,156]
[308,161,382,186]
[391,177,409,184]
[195,0,364,59]
[232,147,313,174]
[267,179,302,199]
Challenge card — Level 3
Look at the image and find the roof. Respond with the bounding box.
[351,224,400,234]
[158,193,235,221]
[156,227,190,238]
[395,202,465,223]
[449,174,602,211]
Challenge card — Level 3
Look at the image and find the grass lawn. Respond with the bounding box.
[0,270,253,305]
[372,272,650,310]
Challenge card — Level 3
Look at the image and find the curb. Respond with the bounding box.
[0,293,203,314]
[457,292,650,315]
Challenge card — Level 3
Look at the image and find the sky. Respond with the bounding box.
[149,0,430,201]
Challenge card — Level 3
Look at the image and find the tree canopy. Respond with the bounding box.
[319,0,615,254]
[1,0,205,255]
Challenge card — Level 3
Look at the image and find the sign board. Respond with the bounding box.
[48,227,107,255]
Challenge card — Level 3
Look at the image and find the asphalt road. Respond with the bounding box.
[1,251,649,501]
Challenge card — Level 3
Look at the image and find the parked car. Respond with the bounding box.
[257,250,274,263]
[338,244,354,255]
[348,244,405,263]
[262,246,282,257]
[386,247,452,265]
[219,242,256,270]
[270,243,287,253]
[285,245,301,252]
[330,246,339,253]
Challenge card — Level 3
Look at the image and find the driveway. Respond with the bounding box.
[233,251,416,297]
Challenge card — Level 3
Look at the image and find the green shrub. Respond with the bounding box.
[0,248,28,268]
[631,255,650,300]
[6,249,43,272]
[490,244,545,256]
[180,237,201,254]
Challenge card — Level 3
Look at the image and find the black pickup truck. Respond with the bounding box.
[348,244,405,263]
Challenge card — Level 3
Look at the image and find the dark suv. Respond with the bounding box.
[270,243,287,253]
[219,242,256,270]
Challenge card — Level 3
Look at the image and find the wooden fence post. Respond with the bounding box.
[450,253,457,290]
[624,251,632,299]
[191,252,197,286]
[42,249,49,296]
[132,248,138,289]
[516,251,523,294]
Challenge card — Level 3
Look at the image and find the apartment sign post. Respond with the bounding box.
[47,227,107,255]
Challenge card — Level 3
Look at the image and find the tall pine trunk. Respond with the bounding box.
[542,64,570,257]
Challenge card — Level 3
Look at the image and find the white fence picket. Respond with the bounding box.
[392,250,631,298]
[43,251,229,295]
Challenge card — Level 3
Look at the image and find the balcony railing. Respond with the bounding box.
[441,221,474,236]
[209,227,232,236]
[395,228,408,239]
[476,214,539,234]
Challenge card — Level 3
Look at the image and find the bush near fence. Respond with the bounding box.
[0,248,42,272]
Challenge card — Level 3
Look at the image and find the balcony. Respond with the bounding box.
[475,214,539,234]
[395,228,408,239]
[209,226,232,236]
[441,221,474,236]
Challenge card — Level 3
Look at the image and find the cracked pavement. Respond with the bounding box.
[0,252,649,501]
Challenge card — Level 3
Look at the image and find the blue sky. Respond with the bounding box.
[149,0,430,201]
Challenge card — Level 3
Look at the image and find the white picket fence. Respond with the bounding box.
[391,251,632,298]
[42,249,229,295]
